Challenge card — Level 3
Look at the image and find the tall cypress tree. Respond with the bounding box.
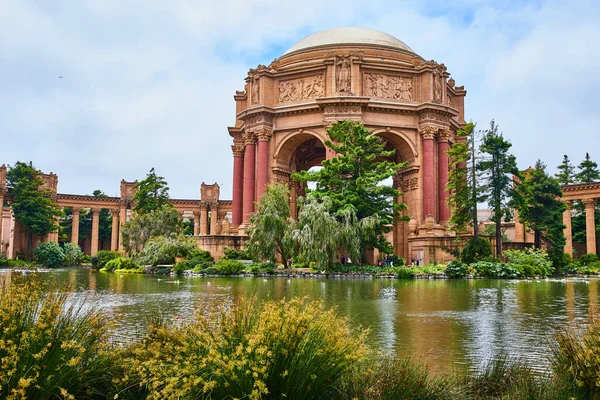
[478,120,519,257]
[575,153,600,183]
[556,155,576,186]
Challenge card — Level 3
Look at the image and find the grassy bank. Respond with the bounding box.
[1,278,599,399]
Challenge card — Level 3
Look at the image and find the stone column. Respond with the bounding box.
[91,208,100,256]
[0,193,4,246]
[200,204,208,235]
[111,209,119,251]
[210,204,219,235]
[118,203,127,252]
[256,128,272,203]
[584,198,597,255]
[437,130,451,222]
[193,211,200,236]
[71,207,81,246]
[242,131,257,222]
[231,144,245,227]
[563,201,573,257]
[420,126,437,221]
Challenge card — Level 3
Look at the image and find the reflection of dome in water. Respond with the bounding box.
[283,27,415,55]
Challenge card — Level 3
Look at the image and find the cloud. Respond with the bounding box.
[1,0,598,201]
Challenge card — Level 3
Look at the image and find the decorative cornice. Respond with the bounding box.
[562,182,600,192]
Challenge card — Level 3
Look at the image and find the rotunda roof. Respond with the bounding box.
[283,27,415,55]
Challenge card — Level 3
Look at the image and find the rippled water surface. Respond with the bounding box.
[2,268,598,371]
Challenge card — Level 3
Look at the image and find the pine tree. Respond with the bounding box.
[555,154,575,186]
[513,161,566,269]
[478,120,519,257]
[132,168,172,215]
[575,153,600,183]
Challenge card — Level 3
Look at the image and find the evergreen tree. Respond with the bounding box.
[555,155,576,186]
[478,120,519,257]
[575,153,600,183]
[246,183,293,267]
[293,121,407,261]
[6,161,62,259]
[513,161,566,269]
[132,168,172,215]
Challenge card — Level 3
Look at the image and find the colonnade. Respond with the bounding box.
[563,199,597,256]
[420,126,451,224]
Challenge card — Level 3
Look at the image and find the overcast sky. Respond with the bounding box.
[1,0,599,199]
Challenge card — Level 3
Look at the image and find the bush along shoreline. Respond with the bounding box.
[1,279,599,400]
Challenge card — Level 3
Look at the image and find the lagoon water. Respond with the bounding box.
[2,268,598,372]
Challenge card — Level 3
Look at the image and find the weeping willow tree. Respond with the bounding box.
[288,195,376,270]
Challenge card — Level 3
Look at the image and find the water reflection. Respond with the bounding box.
[3,268,599,372]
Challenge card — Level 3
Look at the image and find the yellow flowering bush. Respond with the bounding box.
[117,297,368,399]
[0,280,111,400]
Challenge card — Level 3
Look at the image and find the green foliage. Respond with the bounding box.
[575,152,600,183]
[222,247,252,260]
[214,259,245,275]
[513,161,566,269]
[0,281,111,399]
[552,319,600,397]
[478,120,519,257]
[104,257,138,271]
[91,250,121,270]
[132,167,172,215]
[33,242,64,267]
[6,161,63,258]
[471,261,521,278]
[173,249,215,274]
[117,297,368,399]
[246,183,293,266]
[62,242,84,266]
[461,237,493,264]
[504,248,553,277]
[136,235,198,266]
[396,266,417,279]
[555,154,576,185]
[121,207,180,254]
[293,121,407,259]
[445,260,470,278]
[579,253,598,265]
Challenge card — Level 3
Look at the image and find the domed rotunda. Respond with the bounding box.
[226,27,467,263]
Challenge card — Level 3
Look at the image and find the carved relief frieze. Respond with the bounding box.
[323,104,362,121]
[245,113,273,127]
[278,75,324,103]
[419,111,448,125]
[335,55,351,94]
[363,73,412,101]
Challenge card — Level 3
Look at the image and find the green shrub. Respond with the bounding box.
[579,253,599,265]
[197,266,218,274]
[62,242,84,266]
[81,254,91,264]
[0,281,111,399]
[0,254,7,267]
[504,248,553,277]
[136,235,198,266]
[471,261,521,278]
[117,297,368,399]
[248,264,261,274]
[91,250,121,269]
[173,260,190,275]
[222,247,252,260]
[396,266,416,279]
[445,260,470,278]
[104,257,138,271]
[461,237,493,264]
[188,248,213,262]
[34,242,65,267]
[214,259,245,275]
[552,319,600,397]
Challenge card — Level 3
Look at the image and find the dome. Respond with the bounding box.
[283,27,414,55]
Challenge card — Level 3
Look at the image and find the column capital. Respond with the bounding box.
[199,203,208,210]
[91,208,101,215]
[71,207,82,214]
[232,144,245,157]
[242,131,257,145]
[419,125,437,140]
[256,128,273,142]
[436,129,451,143]
[565,200,574,209]
[583,198,597,209]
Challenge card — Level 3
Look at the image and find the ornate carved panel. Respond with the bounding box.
[201,182,220,203]
[323,105,362,121]
[363,73,412,101]
[278,75,324,103]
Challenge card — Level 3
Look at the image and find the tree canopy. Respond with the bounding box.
[575,153,600,183]
[6,161,62,258]
[555,155,576,186]
[120,207,180,254]
[132,168,172,215]
[292,121,407,260]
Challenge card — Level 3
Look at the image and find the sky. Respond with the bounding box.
[1,0,599,199]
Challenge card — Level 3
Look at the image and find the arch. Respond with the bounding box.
[372,128,417,163]
[274,129,327,170]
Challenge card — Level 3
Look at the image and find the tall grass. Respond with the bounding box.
[0,280,111,399]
